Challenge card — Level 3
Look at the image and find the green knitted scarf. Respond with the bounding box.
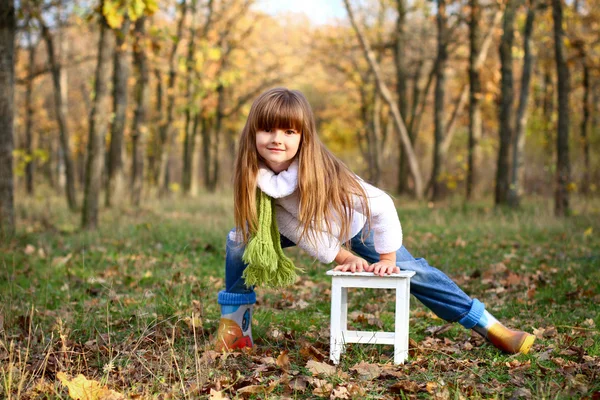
[242,190,302,288]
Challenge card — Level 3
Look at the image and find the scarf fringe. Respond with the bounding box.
[242,190,302,288]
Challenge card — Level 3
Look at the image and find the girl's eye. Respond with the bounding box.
[286,130,296,135]
[264,128,271,133]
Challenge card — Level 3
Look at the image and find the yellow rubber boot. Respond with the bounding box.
[215,304,253,352]
[473,311,535,354]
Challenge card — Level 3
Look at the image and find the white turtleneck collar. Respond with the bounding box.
[257,159,299,198]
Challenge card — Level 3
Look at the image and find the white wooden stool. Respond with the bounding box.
[326,270,415,365]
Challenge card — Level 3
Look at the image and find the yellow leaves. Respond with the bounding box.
[103,0,159,29]
[57,372,124,400]
[103,1,124,29]
[583,227,593,237]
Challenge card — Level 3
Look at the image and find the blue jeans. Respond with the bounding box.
[218,228,485,329]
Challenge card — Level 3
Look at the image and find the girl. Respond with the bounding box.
[215,87,535,355]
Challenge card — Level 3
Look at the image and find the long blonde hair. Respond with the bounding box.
[233,87,371,248]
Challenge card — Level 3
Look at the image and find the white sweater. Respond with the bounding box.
[232,159,403,264]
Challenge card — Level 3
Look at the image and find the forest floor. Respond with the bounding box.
[1,189,600,399]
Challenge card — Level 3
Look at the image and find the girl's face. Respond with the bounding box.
[255,128,301,173]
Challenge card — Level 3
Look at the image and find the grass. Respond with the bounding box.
[1,188,600,399]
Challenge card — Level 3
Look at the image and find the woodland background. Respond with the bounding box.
[0,0,599,232]
[1,0,600,399]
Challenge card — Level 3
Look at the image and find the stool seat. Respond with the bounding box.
[326,270,415,365]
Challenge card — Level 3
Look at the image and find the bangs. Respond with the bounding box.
[252,94,304,133]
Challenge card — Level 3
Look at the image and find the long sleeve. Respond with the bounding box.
[354,180,403,255]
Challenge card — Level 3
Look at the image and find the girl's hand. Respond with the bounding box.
[365,260,400,276]
[333,254,369,273]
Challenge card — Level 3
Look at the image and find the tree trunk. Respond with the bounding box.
[106,17,131,207]
[39,18,78,210]
[182,0,199,195]
[0,0,16,237]
[207,83,225,192]
[149,68,163,185]
[343,0,424,198]
[508,0,536,206]
[580,60,590,195]
[431,0,448,201]
[495,0,518,206]
[82,6,113,230]
[467,0,482,200]
[201,116,211,190]
[25,31,36,195]
[157,0,188,196]
[393,0,410,194]
[552,0,571,216]
[130,17,149,206]
[441,9,503,159]
[393,0,408,119]
[542,64,554,163]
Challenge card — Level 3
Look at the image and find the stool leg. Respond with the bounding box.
[340,287,348,354]
[394,278,411,364]
[330,279,344,364]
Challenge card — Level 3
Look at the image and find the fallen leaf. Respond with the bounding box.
[291,299,309,309]
[237,385,271,395]
[512,387,532,399]
[350,361,381,380]
[331,386,350,399]
[277,350,290,371]
[306,360,336,376]
[209,389,229,400]
[288,376,308,392]
[57,372,125,400]
[390,380,420,394]
[346,382,366,396]
[311,379,333,397]
[260,356,276,365]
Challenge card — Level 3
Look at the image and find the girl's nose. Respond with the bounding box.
[271,130,284,142]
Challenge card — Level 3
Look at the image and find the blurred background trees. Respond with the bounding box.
[1,0,599,231]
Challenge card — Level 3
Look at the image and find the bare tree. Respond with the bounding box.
[39,14,78,210]
[552,0,571,216]
[508,0,537,206]
[495,0,519,206]
[343,0,424,198]
[130,17,149,206]
[0,0,16,236]
[106,17,131,207]
[82,4,114,229]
